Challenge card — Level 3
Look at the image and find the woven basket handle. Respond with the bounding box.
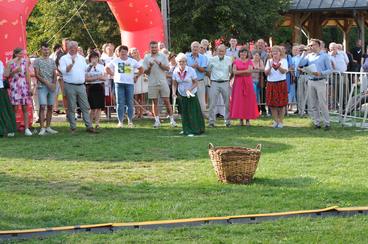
[208,143,215,150]
[256,144,262,151]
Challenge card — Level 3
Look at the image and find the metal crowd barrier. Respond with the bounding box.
[301,71,368,128]
[339,72,368,127]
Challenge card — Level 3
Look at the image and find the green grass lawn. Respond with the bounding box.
[1,116,368,243]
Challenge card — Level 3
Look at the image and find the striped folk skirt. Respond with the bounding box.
[180,95,205,135]
[0,88,16,136]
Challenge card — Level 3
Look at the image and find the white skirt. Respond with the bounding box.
[134,75,148,94]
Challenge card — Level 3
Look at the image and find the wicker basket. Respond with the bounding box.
[208,143,262,184]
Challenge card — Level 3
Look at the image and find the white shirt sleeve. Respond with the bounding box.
[59,55,68,74]
[108,59,115,72]
[143,55,149,70]
[98,64,105,75]
[207,57,214,71]
[162,54,169,66]
[81,56,88,70]
[281,58,288,70]
[172,69,179,81]
[343,52,349,64]
[133,59,141,69]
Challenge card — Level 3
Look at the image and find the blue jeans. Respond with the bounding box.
[253,80,260,104]
[115,83,134,122]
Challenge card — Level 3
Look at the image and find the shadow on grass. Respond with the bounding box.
[0,125,293,162]
[0,172,367,231]
[252,176,316,187]
[0,117,364,162]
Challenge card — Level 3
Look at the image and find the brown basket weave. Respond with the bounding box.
[208,143,262,184]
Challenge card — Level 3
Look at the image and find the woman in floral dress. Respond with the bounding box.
[4,48,33,136]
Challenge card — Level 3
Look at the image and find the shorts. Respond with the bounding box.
[38,86,56,106]
[148,83,170,99]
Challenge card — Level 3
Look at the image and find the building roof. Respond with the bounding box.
[289,0,368,12]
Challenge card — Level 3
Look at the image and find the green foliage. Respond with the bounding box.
[169,0,290,52]
[27,0,289,54]
[27,0,121,54]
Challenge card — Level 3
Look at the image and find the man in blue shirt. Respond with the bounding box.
[299,39,332,130]
[186,41,207,114]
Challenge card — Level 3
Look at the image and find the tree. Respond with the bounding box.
[27,0,121,54]
[168,0,290,52]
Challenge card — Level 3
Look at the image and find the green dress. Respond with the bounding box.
[180,94,205,135]
[0,88,16,136]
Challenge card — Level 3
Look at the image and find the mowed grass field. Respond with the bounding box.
[0,117,368,243]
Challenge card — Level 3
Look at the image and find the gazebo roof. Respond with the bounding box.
[289,0,368,12]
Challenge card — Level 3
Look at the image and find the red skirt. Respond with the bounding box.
[266,80,288,107]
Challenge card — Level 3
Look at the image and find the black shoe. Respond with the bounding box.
[324,125,331,131]
[208,124,215,128]
[225,123,231,128]
[216,113,224,118]
[314,125,321,129]
[294,110,299,114]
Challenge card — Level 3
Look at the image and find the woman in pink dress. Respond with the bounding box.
[4,48,33,136]
[229,48,259,126]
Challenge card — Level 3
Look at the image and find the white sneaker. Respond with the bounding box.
[277,123,283,128]
[179,131,184,135]
[128,122,134,128]
[170,120,177,127]
[38,128,47,136]
[46,127,58,134]
[7,133,15,137]
[24,128,33,136]
[187,134,194,137]
[153,121,161,128]
[117,122,123,128]
[272,121,278,128]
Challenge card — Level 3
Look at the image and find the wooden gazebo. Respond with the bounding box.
[281,0,368,51]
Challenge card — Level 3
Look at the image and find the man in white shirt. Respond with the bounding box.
[207,44,233,127]
[226,38,239,60]
[329,42,348,72]
[143,41,176,128]
[59,41,95,133]
[106,45,143,128]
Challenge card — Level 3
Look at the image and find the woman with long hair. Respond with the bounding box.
[130,47,148,118]
[4,47,33,136]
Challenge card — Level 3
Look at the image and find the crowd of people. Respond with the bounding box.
[0,37,367,137]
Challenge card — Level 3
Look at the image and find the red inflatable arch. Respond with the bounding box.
[0,0,165,63]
